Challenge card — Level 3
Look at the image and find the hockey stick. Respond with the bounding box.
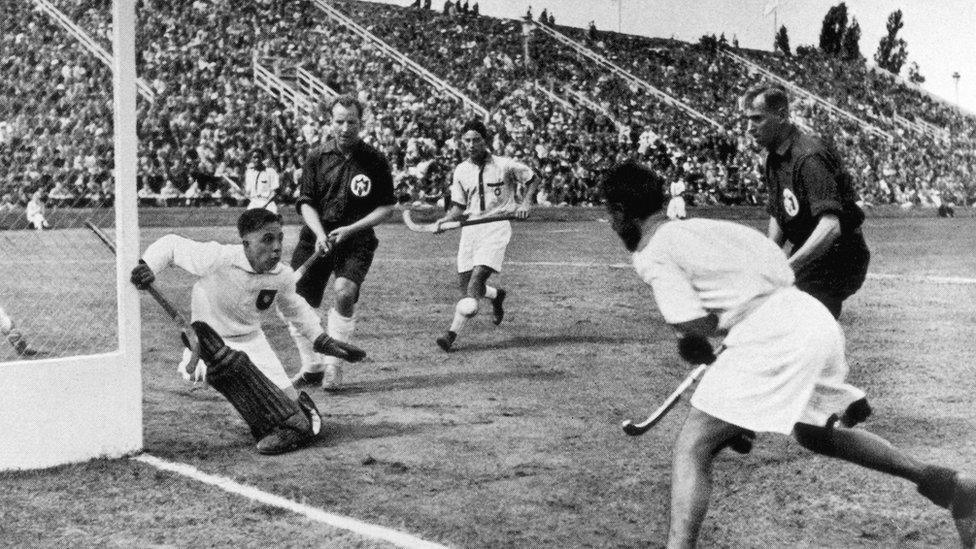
[293,246,327,280]
[260,185,284,210]
[401,209,518,233]
[621,364,708,436]
[83,220,201,375]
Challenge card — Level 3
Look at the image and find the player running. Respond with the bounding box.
[601,161,976,549]
[431,119,538,352]
[131,209,364,455]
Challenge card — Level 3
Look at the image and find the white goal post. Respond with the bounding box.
[0,0,142,470]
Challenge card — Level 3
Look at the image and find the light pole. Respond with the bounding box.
[952,71,961,104]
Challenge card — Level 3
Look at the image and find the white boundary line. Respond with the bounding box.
[132,454,450,549]
[377,257,976,285]
[6,257,976,285]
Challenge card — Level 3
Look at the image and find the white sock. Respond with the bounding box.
[286,320,324,374]
[483,286,498,300]
[324,308,356,366]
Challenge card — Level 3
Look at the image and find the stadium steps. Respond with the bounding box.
[252,58,319,115]
[30,0,156,103]
[530,20,724,130]
[310,0,489,119]
[721,48,894,142]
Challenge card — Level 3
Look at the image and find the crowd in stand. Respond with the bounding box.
[1,0,973,220]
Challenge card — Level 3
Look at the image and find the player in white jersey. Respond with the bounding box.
[244,150,281,213]
[602,161,976,549]
[431,119,538,351]
[0,306,37,357]
[130,209,364,454]
[666,177,687,220]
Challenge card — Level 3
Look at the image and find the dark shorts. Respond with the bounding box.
[795,229,870,317]
[291,227,378,308]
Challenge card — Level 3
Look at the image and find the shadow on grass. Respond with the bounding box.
[330,368,567,395]
[457,333,636,353]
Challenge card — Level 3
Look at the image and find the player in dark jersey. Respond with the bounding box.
[288,95,396,390]
[743,84,870,319]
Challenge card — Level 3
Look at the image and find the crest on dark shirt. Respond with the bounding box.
[350,174,372,197]
[782,188,799,218]
[256,289,278,311]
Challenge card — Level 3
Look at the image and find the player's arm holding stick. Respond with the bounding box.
[84,221,202,377]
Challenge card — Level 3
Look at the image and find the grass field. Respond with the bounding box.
[2,211,976,548]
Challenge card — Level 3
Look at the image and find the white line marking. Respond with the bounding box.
[132,454,450,549]
[866,273,976,285]
[6,257,976,285]
[377,258,976,284]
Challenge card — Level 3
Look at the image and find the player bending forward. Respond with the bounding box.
[601,161,976,549]
[432,119,538,351]
[131,209,364,455]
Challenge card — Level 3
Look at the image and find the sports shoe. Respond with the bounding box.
[952,475,976,549]
[291,370,324,388]
[321,363,343,392]
[436,330,457,352]
[256,425,314,455]
[8,332,37,357]
[491,289,506,325]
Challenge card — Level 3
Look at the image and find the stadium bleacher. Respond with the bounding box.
[2,0,973,214]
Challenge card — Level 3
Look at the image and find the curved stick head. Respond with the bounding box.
[402,209,438,233]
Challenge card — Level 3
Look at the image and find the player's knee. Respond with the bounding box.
[456,297,479,317]
[333,282,359,313]
[793,422,836,456]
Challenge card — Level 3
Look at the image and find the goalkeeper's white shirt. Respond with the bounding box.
[632,218,794,332]
[142,235,322,341]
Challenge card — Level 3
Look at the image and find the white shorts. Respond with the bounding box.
[247,199,278,214]
[690,287,865,434]
[178,332,290,390]
[457,221,512,273]
[666,197,686,219]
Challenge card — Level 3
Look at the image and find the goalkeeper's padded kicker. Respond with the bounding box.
[191,321,312,441]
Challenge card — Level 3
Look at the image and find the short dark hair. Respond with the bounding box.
[237,208,282,237]
[601,161,665,219]
[741,83,790,114]
[459,118,489,141]
[331,94,363,118]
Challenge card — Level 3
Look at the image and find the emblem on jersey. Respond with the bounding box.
[782,188,800,218]
[256,289,278,311]
[350,174,372,197]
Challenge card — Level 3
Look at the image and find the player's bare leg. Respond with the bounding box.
[667,407,745,549]
[794,422,976,547]
[438,266,500,351]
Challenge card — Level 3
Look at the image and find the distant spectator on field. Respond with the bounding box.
[25,190,50,230]
[158,179,181,207]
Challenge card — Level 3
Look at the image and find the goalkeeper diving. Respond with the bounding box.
[130,209,365,455]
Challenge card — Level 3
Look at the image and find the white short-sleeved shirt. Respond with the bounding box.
[450,155,534,219]
[142,235,322,341]
[632,218,794,331]
[669,180,686,197]
[244,166,280,201]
